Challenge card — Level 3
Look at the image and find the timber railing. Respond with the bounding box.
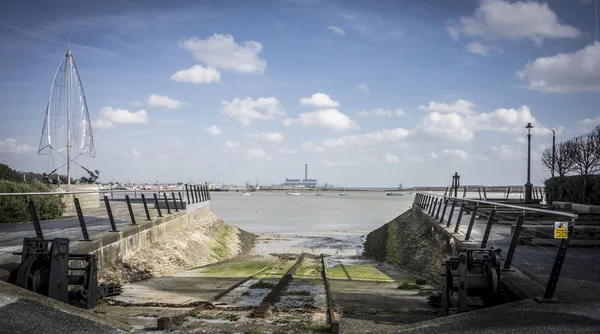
[0,184,211,243]
[413,192,579,301]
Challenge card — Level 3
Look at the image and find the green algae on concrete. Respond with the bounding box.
[295,258,322,279]
[208,224,241,260]
[327,264,394,282]
[256,260,296,278]
[189,258,273,278]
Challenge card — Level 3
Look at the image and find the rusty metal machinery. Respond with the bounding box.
[11,237,121,309]
[430,248,502,314]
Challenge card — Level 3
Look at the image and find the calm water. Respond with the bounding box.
[209,191,414,234]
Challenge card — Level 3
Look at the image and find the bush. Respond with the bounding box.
[545,175,600,205]
[0,180,65,223]
[0,163,23,182]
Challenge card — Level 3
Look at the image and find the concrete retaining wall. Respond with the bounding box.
[70,205,208,278]
[363,206,461,287]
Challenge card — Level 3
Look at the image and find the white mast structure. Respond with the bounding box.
[38,45,95,189]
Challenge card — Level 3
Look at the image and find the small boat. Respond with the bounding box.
[386,192,405,196]
[339,193,348,196]
[241,192,251,196]
[286,191,300,196]
[315,193,323,196]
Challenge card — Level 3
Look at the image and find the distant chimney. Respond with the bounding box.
[305,164,308,180]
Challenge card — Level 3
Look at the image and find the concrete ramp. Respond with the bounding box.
[0,280,130,334]
[394,299,600,334]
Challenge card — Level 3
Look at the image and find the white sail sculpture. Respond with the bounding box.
[38,48,95,186]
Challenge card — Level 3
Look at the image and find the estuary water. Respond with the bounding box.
[209,191,414,234]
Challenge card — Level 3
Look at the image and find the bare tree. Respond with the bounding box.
[541,142,575,177]
[568,132,600,201]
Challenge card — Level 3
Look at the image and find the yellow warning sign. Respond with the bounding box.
[554,222,568,239]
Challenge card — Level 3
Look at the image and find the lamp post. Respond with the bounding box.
[525,123,533,203]
[551,128,556,178]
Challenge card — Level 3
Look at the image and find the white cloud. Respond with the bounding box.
[579,114,600,126]
[381,153,399,164]
[223,141,240,149]
[248,148,266,158]
[303,102,554,153]
[277,148,300,155]
[299,93,340,108]
[130,100,143,107]
[327,25,346,35]
[446,25,460,40]
[0,138,32,153]
[486,145,523,160]
[358,108,404,117]
[93,107,149,129]
[205,125,222,136]
[517,42,600,93]
[250,132,284,143]
[516,137,527,144]
[456,0,580,43]
[324,160,362,167]
[303,127,410,152]
[283,108,358,131]
[430,152,439,160]
[221,97,285,125]
[124,148,141,159]
[419,99,475,115]
[147,94,185,109]
[170,65,221,83]
[441,149,469,160]
[180,34,267,73]
[357,83,369,93]
[465,41,502,56]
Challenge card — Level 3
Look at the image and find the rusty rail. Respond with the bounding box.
[321,254,340,333]
[252,253,307,318]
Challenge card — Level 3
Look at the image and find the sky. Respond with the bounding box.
[1,0,600,187]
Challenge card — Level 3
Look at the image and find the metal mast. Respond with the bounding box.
[66,48,72,187]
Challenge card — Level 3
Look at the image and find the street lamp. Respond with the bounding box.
[525,123,533,203]
[551,128,556,178]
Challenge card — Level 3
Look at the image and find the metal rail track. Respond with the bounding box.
[321,254,340,333]
[252,253,307,318]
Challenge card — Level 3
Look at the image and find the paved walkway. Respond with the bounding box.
[422,199,600,303]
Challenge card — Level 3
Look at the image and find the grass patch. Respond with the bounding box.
[241,291,250,296]
[256,260,295,278]
[284,290,311,296]
[188,311,240,321]
[209,224,239,260]
[250,280,276,289]
[327,264,394,282]
[397,282,421,290]
[301,323,331,332]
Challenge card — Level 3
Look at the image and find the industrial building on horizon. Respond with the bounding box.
[281,164,318,188]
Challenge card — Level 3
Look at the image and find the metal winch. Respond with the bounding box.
[431,248,502,314]
[10,237,121,309]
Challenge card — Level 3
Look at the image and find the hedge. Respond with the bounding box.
[545,175,600,205]
[0,180,65,224]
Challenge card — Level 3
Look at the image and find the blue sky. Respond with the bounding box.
[1,0,600,187]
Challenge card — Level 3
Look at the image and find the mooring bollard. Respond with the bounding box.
[153,193,163,217]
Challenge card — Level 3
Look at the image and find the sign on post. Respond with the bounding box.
[554,222,568,239]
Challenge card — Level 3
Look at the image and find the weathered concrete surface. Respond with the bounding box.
[0,280,128,333]
[363,208,461,287]
[396,299,600,334]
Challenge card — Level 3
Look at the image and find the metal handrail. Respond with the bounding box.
[0,186,206,197]
[422,193,578,219]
